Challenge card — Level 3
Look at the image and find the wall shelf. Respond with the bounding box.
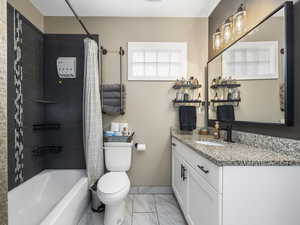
[32,146,63,156]
[210,84,241,89]
[173,99,202,107]
[211,99,241,107]
[173,84,202,90]
[34,99,57,104]
[33,123,61,131]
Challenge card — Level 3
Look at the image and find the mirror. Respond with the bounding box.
[207,2,293,126]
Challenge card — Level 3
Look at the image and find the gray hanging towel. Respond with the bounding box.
[103,92,126,99]
[102,84,126,92]
[102,84,126,115]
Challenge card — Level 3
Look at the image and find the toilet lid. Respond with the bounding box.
[98,172,129,194]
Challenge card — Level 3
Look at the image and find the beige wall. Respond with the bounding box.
[7,0,44,31]
[44,17,208,186]
[0,0,7,223]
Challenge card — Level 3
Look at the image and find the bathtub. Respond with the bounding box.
[8,170,89,225]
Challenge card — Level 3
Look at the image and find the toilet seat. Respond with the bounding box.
[97,172,130,205]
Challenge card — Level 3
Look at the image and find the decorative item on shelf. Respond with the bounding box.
[233,4,247,35]
[213,28,222,50]
[213,121,220,139]
[173,77,202,89]
[172,77,202,107]
[210,77,241,108]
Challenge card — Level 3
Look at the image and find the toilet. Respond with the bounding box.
[97,142,132,225]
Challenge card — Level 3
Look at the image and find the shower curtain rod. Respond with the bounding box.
[64,0,94,39]
[64,0,108,54]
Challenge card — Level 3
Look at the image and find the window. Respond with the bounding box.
[222,41,278,80]
[128,42,187,81]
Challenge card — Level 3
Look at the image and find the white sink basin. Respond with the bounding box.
[194,141,224,147]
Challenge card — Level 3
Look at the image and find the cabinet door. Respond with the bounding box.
[186,165,221,225]
[172,148,187,211]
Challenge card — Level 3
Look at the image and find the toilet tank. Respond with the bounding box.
[104,143,132,171]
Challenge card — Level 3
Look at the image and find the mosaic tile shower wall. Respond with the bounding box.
[13,9,24,185]
[7,4,44,190]
[0,0,7,223]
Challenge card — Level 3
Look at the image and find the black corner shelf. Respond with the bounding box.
[210,84,241,89]
[33,123,61,131]
[33,146,63,156]
[173,84,202,90]
[34,99,57,104]
[173,99,202,107]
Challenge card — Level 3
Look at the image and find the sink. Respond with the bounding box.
[194,140,224,147]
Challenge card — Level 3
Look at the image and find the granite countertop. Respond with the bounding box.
[171,129,300,167]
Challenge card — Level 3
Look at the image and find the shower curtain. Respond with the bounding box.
[83,38,104,186]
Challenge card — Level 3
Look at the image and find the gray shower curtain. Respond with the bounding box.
[83,38,104,186]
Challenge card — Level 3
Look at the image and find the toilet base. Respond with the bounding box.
[104,200,125,225]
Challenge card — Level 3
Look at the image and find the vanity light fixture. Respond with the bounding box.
[213,28,222,50]
[212,3,247,52]
[222,16,233,44]
[233,4,247,34]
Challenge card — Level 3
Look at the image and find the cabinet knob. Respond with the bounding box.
[197,165,209,174]
[172,143,176,147]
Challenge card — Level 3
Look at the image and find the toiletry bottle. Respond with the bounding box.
[184,89,189,101]
[214,92,219,100]
[227,89,233,100]
[213,121,220,139]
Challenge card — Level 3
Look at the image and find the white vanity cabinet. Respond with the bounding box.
[171,137,300,225]
[172,139,222,225]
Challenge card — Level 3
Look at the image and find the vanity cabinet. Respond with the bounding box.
[172,139,222,225]
[171,137,300,225]
[172,147,187,210]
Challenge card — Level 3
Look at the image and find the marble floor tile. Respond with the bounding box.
[155,195,187,225]
[78,194,185,225]
[132,213,159,225]
[123,195,133,225]
[133,195,156,213]
[78,207,104,225]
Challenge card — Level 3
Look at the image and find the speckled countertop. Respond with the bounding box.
[171,129,300,167]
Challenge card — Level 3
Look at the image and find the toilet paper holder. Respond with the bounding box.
[134,143,146,151]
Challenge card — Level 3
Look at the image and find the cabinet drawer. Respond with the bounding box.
[172,138,222,193]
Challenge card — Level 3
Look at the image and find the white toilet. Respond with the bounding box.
[97,142,132,225]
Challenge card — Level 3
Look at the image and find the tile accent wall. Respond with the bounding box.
[7,4,44,190]
[12,9,24,185]
[0,0,8,223]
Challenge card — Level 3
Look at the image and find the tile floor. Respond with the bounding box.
[78,194,187,225]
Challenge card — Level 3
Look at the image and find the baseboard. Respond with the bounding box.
[130,186,173,194]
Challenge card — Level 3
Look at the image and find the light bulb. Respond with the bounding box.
[234,4,246,34]
[213,28,222,50]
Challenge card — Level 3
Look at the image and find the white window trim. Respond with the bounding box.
[127,42,187,81]
[222,41,279,80]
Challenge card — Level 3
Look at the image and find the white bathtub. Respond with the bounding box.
[8,170,89,225]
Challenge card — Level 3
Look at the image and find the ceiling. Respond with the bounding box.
[30,0,221,17]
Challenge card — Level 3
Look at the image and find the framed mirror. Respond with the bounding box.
[207,1,294,126]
